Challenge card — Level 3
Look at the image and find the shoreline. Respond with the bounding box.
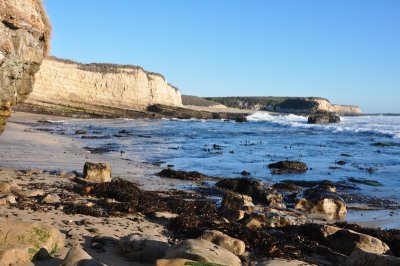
[1,111,400,265]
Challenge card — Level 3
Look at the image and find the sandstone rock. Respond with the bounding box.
[18,189,45,198]
[200,230,245,256]
[0,0,51,134]
[220,191,254,222]
[60,246,107,266]
[346,247,400,266]
[164,239,241,266]
[0,198,7,205]
[268,160,308,174]
[155,258,198,266]
[6,194,17,204]
[83,162,111,182]
[215,178,272,203]
[150,211,179,221]
[42,193,60,204]
[295,190,347,220]
[308,113,340,124]
[0,248,30,266]
[0,219,63,262]
[244,212,301,229]
[0,180,21,194]
[118,234,170,263]
[257,258,315,265]
[320,225,390,256]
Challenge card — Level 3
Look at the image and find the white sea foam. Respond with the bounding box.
[247,112,400,139]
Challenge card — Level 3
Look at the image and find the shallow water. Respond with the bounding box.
[40,112,400,228]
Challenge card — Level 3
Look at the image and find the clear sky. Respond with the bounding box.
[43,0,399,113]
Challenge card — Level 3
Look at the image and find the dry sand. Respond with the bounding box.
[0,112,198,265]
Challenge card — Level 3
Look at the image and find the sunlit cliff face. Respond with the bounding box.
[0,0,51,134]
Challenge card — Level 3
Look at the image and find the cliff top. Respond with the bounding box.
[0,0,51,54]
[46,56,180,92]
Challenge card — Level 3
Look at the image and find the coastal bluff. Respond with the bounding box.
[206,97,361,115]
[0,0,51,133]
[27,57,183,113]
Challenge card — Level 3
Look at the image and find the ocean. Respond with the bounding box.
[39,112,400,227]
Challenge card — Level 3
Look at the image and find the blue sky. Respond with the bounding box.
[43,0,399,113]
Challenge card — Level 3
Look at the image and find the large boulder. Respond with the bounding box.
[346,247,400,266]
[220,191,254,222]
[118,234,170,263]
[215,178,282,206]
[60,246,107,266]
[268,161,308,174]
[0,219,63,264]
[244,211,303,229]
[200,230,246,256]
[295,187,347,220]
[83,162,111,183]
[319,225,391,256]
[308,113,340,124]
[163,239,241,266]
[0,0,51,134]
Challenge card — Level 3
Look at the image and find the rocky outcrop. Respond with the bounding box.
[26,57,183,113]
[206,96,361,115]
[0,0,51,133]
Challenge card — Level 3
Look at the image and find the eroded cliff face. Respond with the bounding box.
[312,99,361,115]
[0,0,51,133]
[208,97,361,115]
[27,57,183,112]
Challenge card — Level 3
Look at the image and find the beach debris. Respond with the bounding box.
[200,230,246,256]
[268,160,308,174]
[372,142,400,147]
[74,130,87,135]
[118,234,170,263]
[83,162,111,183]
[308,113,340,124]
[157,168,218,181]
[61,246,107,266]
[347,177,383,187]
[163,239,241,266]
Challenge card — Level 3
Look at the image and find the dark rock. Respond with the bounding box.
[157,168,216,181]
[215,178,267,202]
[33,247,50,261]
[268,160,308,174]
[74,130,87,135]
[272,182,301,192]
[235,116,248,123]
[240,171,251,176]
[308,113,340,124]
[336,160,347,165]
[348,177,383,187]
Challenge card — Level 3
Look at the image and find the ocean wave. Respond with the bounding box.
[247,112,400,139]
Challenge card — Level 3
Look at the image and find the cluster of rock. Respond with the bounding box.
[1,160,400,265]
